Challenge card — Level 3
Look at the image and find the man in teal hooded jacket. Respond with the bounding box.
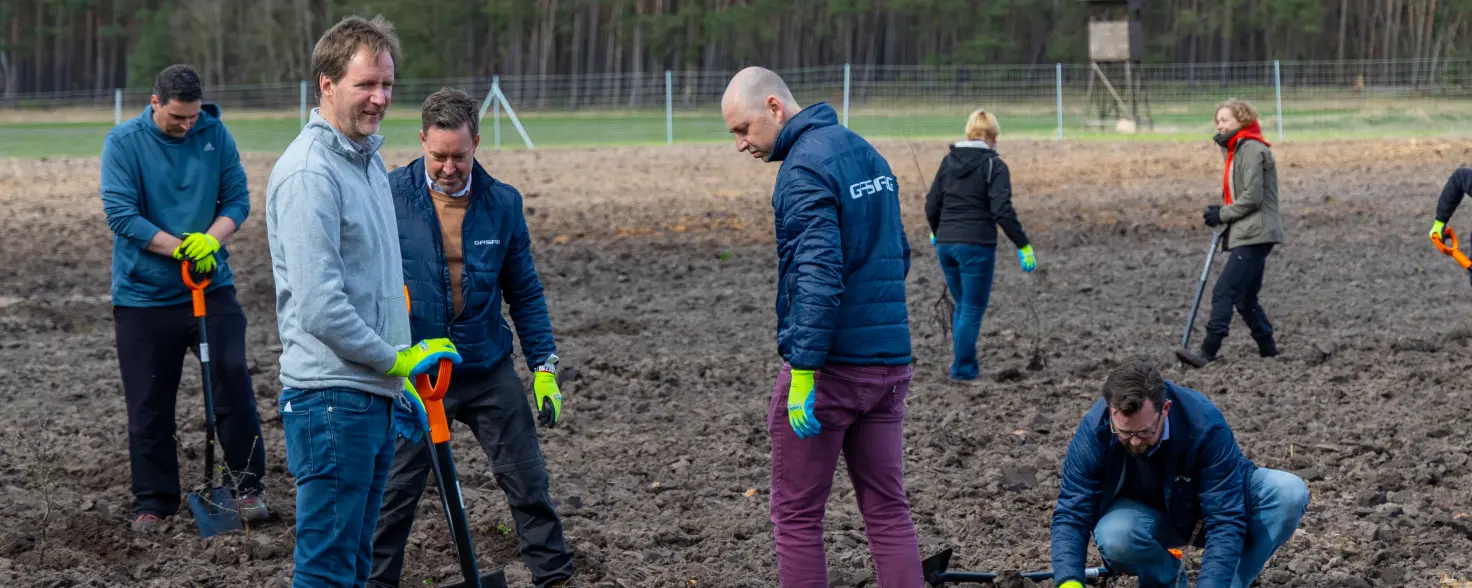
[99,64,269,533]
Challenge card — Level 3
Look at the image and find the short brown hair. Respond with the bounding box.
[311,15,401,97]
[421,88,480,139]
[1100,361,1166,416]
[1216,98,1259,126]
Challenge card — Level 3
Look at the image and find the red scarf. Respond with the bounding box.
[1221,121,1270,205]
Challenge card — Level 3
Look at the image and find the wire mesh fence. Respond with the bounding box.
[3,58,1471,158]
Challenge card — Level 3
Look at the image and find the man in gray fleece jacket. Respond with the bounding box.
[264,15,460,587]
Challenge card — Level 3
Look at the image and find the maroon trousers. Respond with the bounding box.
[767,362,923,588]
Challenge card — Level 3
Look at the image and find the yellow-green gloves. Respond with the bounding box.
[534,368,562,427]
[1017,244,1037,273]
[387,338,461,377]
[172,233,220,273]
[787,369,820,438]
[1058,581,1083,588]
[1431,219,1448,240]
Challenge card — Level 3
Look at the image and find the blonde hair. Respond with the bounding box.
[1215,99,1258,126]
[964,109,1000,141]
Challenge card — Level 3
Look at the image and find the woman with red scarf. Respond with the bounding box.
[1184,99,1283,366]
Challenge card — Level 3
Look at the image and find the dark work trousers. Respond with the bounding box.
[113,285,267,517]
[1206,243,1275,342]
[368,355,574,588]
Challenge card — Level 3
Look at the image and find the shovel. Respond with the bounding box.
[922,548,1118,587]
[181,260,244,538]
[1431,226,1472,288]
[405,295,507,588]
[1174,229,1225,369]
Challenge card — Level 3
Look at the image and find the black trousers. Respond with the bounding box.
[113,285,267,517]
[368,355,573,588]
[1206,243,1275,341]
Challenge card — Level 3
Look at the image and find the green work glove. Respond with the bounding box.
[191,255,217,274]
[787,369,820,439]
[1017,244,1037,273]
[387,338,462,378]
[1058,582,1084,588]
[533,368,563,427]
[1431,219,1448,240]
[179,233,220,260]
[929,231,936,245]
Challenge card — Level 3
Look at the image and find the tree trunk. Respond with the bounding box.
[1219,0,1231,87]
[606,0,621,107]
[570,8,582,109]
[629,0,642,107]
[296,0,314,83]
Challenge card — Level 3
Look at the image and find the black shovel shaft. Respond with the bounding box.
[933,566,1114,584]
[430,440,482,587]
[1180,230,1224,350]
[197,315,217,484]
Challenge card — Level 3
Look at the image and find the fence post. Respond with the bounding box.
[299,80,307,127]
[665,70,674,145]
[1274,59,1284,143]
[1055,63,1063,141]
[842,63,851,127]
[114,88,121,125]
[492,75,502,149]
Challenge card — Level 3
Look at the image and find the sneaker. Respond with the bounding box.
[238,493,271,523]
[132,513,164,534]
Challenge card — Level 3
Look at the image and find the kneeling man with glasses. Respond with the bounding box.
[1049,361,1309,588]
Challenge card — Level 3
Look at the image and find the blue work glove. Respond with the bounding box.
[787,369,820,439]
[1017,245,1036,273]
[387,338,461,377]
[393,378,430,444]
[1203,205,1223,227]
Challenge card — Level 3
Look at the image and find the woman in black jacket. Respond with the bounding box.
[924,109,1036,381]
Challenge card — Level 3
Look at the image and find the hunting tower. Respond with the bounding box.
[1082,0,1153,132]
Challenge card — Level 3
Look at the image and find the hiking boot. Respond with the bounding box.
[1254,334,1280,358]
[131,513,164,534]
[239,493,271,523]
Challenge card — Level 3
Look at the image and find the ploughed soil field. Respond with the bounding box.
[1,137,1470,588]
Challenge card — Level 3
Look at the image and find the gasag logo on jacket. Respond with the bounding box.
[473,239,501,246]
[848,175,896,199]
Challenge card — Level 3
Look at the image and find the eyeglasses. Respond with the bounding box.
[1110,408,1165,442]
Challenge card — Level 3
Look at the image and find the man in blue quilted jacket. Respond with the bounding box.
[368,88,573,588]
[721,67,920,588]
[1050,361,1309,588]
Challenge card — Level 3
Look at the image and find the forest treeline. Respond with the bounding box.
[3,0,1470,95]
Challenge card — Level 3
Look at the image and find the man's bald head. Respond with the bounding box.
[722,66,799,115]
[721,67,802,162]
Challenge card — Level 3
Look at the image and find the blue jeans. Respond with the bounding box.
[1093,468,1309,588]
[936,243,996,380]
[280,387,396,588]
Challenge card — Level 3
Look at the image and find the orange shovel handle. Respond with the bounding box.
[1432,228,1472,270]
[402,287,454,443]
[180,261,211,318]
[414,360,454,444]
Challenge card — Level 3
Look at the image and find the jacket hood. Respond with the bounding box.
[767,102,839,163]
[944,140,998,178]
[301,107,385,165]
